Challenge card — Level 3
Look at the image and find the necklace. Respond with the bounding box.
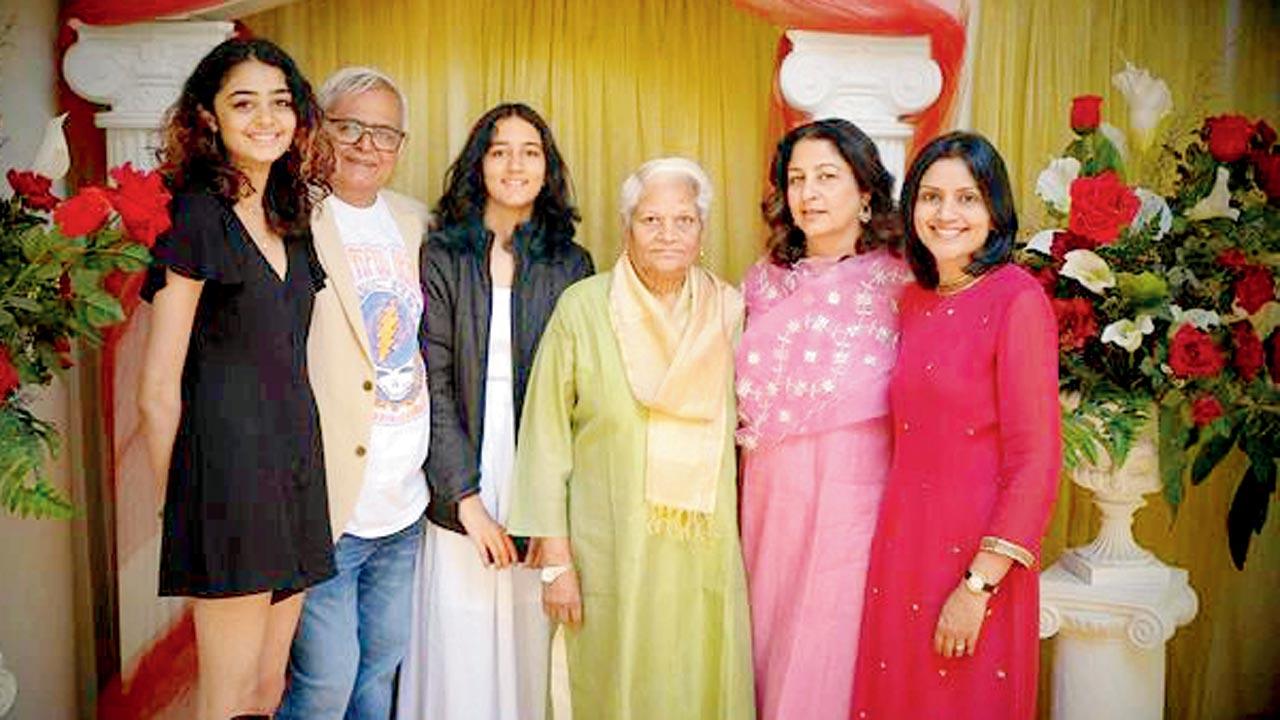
[937,272,980,296]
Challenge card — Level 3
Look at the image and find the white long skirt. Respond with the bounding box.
[398,289,551,719]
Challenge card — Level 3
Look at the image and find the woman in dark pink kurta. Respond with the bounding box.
[853,132,1060,720]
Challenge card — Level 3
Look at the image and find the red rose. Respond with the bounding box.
[1052,297,1099,351]
[1190,394,1224,427]
[53,187,113,237]
[108,163,171,248]
[53,337,74,370]
[1234,264,1275,314]
[1254,120,1276,149]
[1168,324,1226,378]
[1050,230,1096,262]
[0,347,20,400]
[1203,114,1256,163]
[1251,150,1280,202]
[1068,171,1140,244]
[1217,248,1248,270]
[1231,322,1265,381]
[1071,95,1103,133]
[6,169,60,211]
[1033,265,1059,295]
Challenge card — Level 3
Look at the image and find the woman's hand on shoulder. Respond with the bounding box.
[457,494,517,569]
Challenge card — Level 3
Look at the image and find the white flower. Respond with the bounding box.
[30,113,69,181]
[1101,316,1155,352]
[1035,157,1081,214]
[1186,167,1240,221]
[1100,122,1129,164]
[1130,188,1172,240]
[1111,62,1172,151]
[1169,304,1221,330]
[1061,249,1116,295]
[1026,228,1056,256]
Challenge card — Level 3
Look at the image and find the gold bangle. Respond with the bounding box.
[980,536,1035,567]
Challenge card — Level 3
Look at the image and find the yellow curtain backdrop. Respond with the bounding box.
[970,2,1280,719]
[245,1,1278,718]
[245,0,781,283]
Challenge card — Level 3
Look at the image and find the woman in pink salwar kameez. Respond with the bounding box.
[737,119,911,720]
[852,132,1060,720]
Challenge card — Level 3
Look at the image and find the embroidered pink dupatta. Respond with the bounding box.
[735,249,912,451]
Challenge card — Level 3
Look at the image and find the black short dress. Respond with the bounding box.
[142,192,335,598]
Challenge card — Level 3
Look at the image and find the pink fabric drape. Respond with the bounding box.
[735,251,912,451]
[734,0,968,152]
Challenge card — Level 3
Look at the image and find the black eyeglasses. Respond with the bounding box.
[325,117,405,152]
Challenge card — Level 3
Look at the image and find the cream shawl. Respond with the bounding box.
[608,255,743,539]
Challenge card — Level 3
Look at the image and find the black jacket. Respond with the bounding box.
[421,217,594,533]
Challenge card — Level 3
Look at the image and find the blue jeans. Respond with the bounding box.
[278,516,423,720]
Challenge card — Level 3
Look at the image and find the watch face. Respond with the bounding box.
[965,572,986,593]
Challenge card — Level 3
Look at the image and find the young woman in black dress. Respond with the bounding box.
[138,38,334,719]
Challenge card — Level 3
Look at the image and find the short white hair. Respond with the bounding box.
[317,66,408,129]
[619,156,713,227]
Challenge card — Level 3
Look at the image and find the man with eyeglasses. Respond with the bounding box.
[279,66,431,720]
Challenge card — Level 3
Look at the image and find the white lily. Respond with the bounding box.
[1130,188,1172,240]
[1111,62,1172,152]
[1186,167,1240,221]
[1035,156,1081,214]
[29,113,70,181]
[1101,315,1155,352]
[1100,122,1129,164]
[1169,304,1221,330]
[1026,228,1056,256]
[1061,249,1116,295]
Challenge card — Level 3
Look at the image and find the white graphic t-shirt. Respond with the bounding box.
[330,194,430,538]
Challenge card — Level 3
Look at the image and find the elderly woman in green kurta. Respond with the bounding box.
[506,156,754,719]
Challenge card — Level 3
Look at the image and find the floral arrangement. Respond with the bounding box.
[1019,63,1279,568]
[1,119,167,518]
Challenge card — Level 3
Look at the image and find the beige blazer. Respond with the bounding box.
[308,190,431,538]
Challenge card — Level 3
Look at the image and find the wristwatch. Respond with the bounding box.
[963,569,998,595]
[540,565,572,584]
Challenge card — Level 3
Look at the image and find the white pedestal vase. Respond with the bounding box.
[1040,420,1198,720]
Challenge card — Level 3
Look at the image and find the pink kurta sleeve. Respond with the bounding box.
[984,284,1061,567]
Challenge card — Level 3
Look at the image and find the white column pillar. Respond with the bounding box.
[1040,565,1198,720]
[62,20,236,170]
[778,30,943,189]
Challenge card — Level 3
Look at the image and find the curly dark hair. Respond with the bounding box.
[158,38,331,237]
[763,118,902,266]
[433,103,579,251]
[900,131,1017,289]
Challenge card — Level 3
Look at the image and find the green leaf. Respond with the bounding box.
[1226,460,1273,570]
[1159,398,1189,514]
[1116,271,1169,309]
[5,297,41,312]
[81,289,125,327]
[1190,425,1238,485]
[112,243,151,272]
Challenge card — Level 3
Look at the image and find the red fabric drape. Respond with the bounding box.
[62,0,229,26]
[734,0,968,155]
